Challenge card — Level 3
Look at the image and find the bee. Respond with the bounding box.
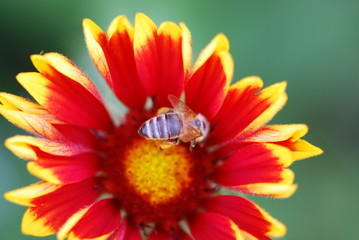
[138,95,210,148]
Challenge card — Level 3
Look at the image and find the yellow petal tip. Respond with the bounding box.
[82,18,93,27]
[214,33,230,51]
[22,208,55,236]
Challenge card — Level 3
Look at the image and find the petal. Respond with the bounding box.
[239,230,271,240]
[188,212,243,240]
[32,52,103,100]
[148,229,192,240]
[215,143,294,184]
[0,106,62,140]
[5,126,96,174]
[244,124,308,143]
[0,93,99,146]
[65,198,122,240]
[107,218,142,240]
[17,59,113,130]
[5,135,95,160]
[277,139,323,161]
[210,77,287,144]
[243,124,323,161]
[0,93,64,140]
[26,152,100,184]
[21,178,101,236]
[0,92,62,123]
[147,231,172,240]
[83,18,110,89]
[4,181,60,207]
[22,208,57,236]
[84,17,147,109]
[106,16,147,109]
[53,124,97,148]
[134,13,187,107]
[204,195,286,238]
[185,34,233,120]
[58,205,92,240]
[180,23,192,79]
[214,143,297,198]
[233,183,298,199]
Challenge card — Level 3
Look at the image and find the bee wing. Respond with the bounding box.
[168,94,196,120]
[180,122,202,142]
[168,95,201,142]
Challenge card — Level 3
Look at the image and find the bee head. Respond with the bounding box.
[194,113,210,142]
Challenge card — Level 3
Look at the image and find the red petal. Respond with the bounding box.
[147,231,172,240]
[185,34,233,120]
[17,56,114,130]
[188,212,242,240]
[0,93,65,140]
[4,181,60,207]
[27,152,100,184]
[205,195,286,239]
[54,124,97,148]
[106,16,147,109]
[209,77,287,144]
[6,134,99,184]
[214,143,293,186]
[134,13,186,107]
[83,17,147,109]
[0,92,62,123]
[244,124,308,143]
[69,198,122,239]
[82,18,111,92]
[148,229,192,240]
[0,92,100,145]
[243,124,323,161]
[107,218,142,240]
[32,53,103,101]
[23,178,101,235]
[5,135,95,161]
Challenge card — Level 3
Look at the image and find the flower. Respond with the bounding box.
[1,13,322,240]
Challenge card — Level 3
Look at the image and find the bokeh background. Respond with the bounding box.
[0,0,358,239]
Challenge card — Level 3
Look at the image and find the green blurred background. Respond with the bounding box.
[0,0,358,239]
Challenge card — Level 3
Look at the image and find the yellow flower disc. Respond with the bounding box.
[124,139,193,206]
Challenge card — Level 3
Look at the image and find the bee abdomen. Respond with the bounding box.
[165,113,182,138]
[139,113,182,140]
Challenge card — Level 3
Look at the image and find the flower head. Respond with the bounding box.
[1,13,322,240]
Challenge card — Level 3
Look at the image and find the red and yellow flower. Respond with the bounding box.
[1,13,322,240]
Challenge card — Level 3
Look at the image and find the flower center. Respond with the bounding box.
[98,111,215,231]
[123,139,193,205]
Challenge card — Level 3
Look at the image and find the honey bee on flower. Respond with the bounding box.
[138,94,210,148]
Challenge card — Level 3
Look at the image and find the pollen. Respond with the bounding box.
[123,139,193,206]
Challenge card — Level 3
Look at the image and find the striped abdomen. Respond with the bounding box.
[138,113,183,140]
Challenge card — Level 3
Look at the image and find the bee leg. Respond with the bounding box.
[159,138,179,150]
[190,139,197,148]
[188,139,197,152]
[157,107,172,115]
